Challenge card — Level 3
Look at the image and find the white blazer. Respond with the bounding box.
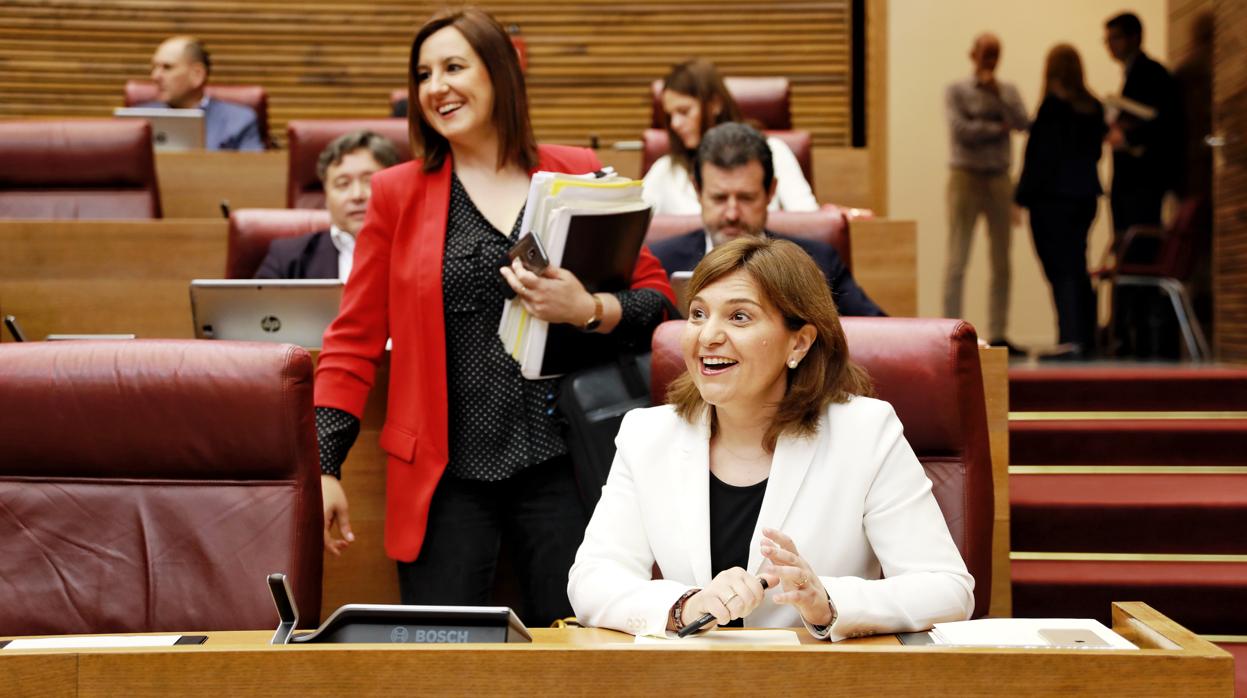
[640,136,820,215]
[568,397,975,641]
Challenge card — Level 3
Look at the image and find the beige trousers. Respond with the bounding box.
[942,167,1013,340]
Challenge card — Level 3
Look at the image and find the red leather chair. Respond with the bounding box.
[649,76,792,130]
[227,208,333,278]
[649,317,994,618]
[0,119,161,219]
[646,207,852,273]
[0,340,323,635]
[640,128,813,186]
[124,79,272,149]
[286,119,412,209]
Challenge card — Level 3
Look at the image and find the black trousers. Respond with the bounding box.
[1029,198,1099,351]
[1110,177,1178,359]
[396,454,586,628]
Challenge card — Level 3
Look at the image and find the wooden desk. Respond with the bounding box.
[0,220,225,341]
[0,604,1232,696]
[155,151,286,218]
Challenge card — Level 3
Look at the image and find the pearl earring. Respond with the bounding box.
[787,358,798,369]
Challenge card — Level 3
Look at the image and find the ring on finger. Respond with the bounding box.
[794,576,809,589]
[722,592,738,606]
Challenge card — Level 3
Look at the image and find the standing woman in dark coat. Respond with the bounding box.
[1015,44,1107,358]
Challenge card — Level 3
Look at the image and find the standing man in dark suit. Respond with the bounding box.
[145,36,264,152]
[1105,12,1179,238]
[649,122,884,317]
[255,131,401,280]
[1105,12,1182,358]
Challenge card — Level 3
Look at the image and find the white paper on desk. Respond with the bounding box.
[3,634,183,650]
[930,618,1136,650]
[635,629,801,647]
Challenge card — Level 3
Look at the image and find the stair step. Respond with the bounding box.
[1009,419,1247,466]
[1011,473,1247,553]
[1009,366,1247,412]
[1011,559,1247,635]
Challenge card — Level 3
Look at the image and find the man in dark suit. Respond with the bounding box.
[649,122,885,316]
[145,36,264,152]
[255,130,401,280]
[1104,12,1182,358]
[1105,12,1179,237]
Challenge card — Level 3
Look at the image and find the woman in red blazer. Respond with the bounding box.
[314,8,674,625]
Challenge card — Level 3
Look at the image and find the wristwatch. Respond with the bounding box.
[581,293,604,332]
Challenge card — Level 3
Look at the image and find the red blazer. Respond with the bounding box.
[315,145,675,561]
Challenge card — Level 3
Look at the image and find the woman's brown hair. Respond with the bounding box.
[1041,43,1099,115]
[667,237,873,451]
[661,59,743,173]
[408,8,539,172]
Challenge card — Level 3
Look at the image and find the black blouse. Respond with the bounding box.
[317,172,667,481]
[708,472,768,628]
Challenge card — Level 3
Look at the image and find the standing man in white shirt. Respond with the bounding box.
[942,33,1029,354]
[255,131,401,280]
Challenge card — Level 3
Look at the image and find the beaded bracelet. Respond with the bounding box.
[670,588,702,632]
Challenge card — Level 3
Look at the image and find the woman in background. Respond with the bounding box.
[314,7,673,626]
[568,237,972,639]
[642,59,818,215]
[1015,44,1107,359]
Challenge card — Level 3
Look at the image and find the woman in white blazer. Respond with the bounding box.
[641,59,818,215]
[568,237,973,641]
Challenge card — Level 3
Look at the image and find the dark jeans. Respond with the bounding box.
[1029,198,1098,351]
[396,454,586,628]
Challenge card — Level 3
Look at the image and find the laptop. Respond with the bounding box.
[113,107,205,151]
[189,279,344,349]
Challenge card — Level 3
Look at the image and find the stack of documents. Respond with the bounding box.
[499,169,653,379]
[930,618,1137,649]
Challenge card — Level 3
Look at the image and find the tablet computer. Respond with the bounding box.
[189,279,343,349]
[113,107,205,151]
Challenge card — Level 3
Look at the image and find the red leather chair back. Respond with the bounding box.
[650,76,792,130]
[227,208,333,278]
[640,128,813,187]
[0,340,323,635]
[1118,196,1208,280]
[645,207,852,273]
[286,119,412,209]
[0,120,161,219]
[125,80,272,148]
[649,317,994,617]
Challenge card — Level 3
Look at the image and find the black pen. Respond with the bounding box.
[676,578,770,638]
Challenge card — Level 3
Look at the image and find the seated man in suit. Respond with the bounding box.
[649,122,885,316]
[255,130,401,280]
[145,36,264,152]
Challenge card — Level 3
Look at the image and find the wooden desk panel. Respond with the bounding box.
[979,346,1011,618]
[849,219,917,317]
[0,220,225,341]
[155,151,286,219]
[0,605,1232,697]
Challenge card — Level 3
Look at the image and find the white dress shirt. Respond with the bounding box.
[329,225,355,282]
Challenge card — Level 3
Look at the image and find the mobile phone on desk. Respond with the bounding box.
[507,232,550,274]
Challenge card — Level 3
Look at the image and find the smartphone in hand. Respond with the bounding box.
[508,232,550,275]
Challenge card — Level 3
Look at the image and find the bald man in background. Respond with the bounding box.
[143,36,263,151]
[942,33,1029,354]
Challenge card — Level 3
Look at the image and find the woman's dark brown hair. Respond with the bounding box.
[668,237,873,451]
[408,8,539,172]
[661,59,743,173]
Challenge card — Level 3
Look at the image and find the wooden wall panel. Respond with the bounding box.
[1206,0,1247,361]
[0,1,852,150]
